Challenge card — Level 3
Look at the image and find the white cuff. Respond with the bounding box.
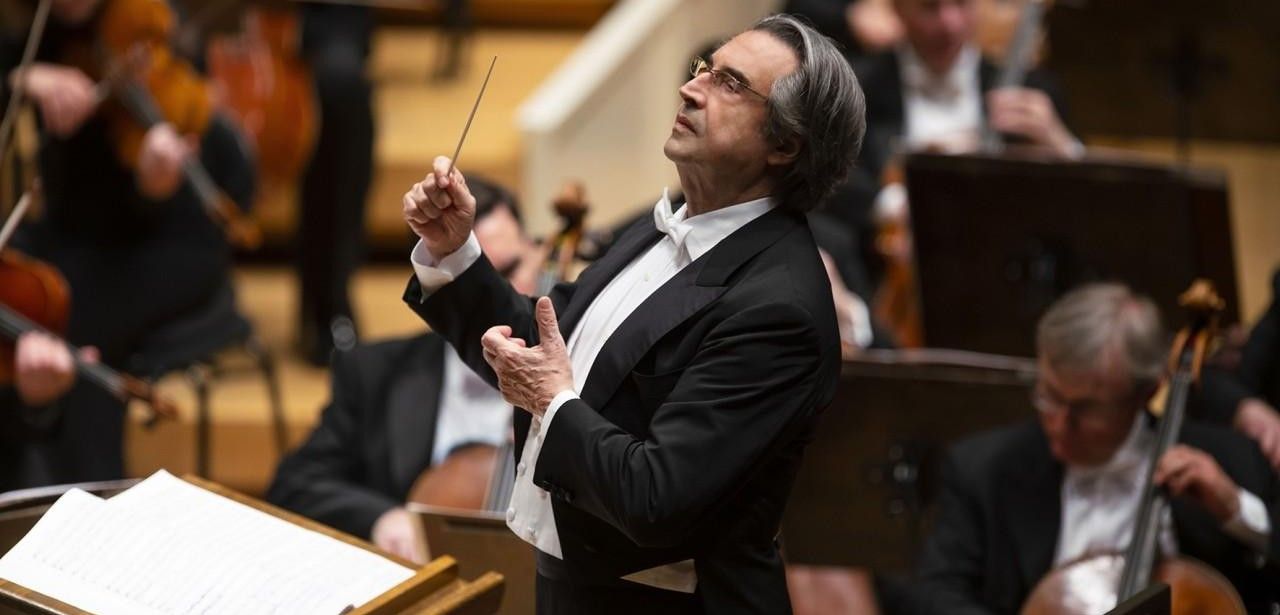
[1223,488,1271,554]
[544,390,579,424]
[410,234,482,294]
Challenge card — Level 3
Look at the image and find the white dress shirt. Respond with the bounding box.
[411,189,775,593]
[431,346,512,466]
[1054,413,1271,566]
[899,43,983,152]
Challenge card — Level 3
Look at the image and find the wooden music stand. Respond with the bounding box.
[781,349,1036,574]
[409,504,534,615]
[0,476,504,615]
[906,151,1239,357]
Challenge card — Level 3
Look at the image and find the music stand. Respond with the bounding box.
[905,151,1239,357]
[781,349,1036,573]
[1108,584,1171,615]
[410,504,533,615]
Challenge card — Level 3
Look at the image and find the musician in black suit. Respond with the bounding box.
[400,15,864,614]
[906,283,1280,614]
[267,178,538,562]
[823,0,1077,282]
[1203,267,1280,469]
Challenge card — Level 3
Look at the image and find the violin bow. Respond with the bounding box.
[0,0,52,163]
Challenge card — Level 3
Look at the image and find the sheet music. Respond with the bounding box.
[0,471,415,614]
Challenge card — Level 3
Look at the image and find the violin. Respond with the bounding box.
[55,0,261,248]
[1021,280,1245,615]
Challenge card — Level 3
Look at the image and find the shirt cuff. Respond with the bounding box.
[544,390,578,425]
[1222,488,1271,554]
[410,234,482,293]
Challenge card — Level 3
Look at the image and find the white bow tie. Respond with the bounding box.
[653,197,693,253]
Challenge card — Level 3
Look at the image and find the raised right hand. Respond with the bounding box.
[18,63,98,138]
[403,156,476,261]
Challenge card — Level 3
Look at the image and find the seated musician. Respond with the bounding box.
[2,0,256,483]
[824,0,1080,274]
[907,283,1280,614]
[267,178,539,562]
[1,332,97,491]
[1203,267,1280,469]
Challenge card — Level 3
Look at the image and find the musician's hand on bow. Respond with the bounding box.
[14,331,97,407]
[136,123,194,200]
[480,297,573,417]
[1153,444,1241,524]
[19,63,97,137]
[404,156,476,261]
[986,87,1078,159]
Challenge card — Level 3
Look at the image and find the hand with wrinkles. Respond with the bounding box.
[480,297,574,416]
[402,155,476,261]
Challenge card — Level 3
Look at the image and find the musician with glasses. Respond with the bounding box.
[401,15,865,614]
[903,283,1280,614]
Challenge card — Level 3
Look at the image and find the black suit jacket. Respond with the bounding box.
[906,419,1280,615]
[404,207,841,612]
[823,51,1069,272]
[266,334,448,539]
[1203,269,1280,424]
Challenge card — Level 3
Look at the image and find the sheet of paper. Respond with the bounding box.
[0,471,415,615]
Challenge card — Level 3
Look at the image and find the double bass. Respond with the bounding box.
[1021,280,1245,614]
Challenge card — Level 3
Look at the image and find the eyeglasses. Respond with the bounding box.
[689,57,768,101]
[1031,381,1131,428]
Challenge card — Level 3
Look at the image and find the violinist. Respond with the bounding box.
[905,284,1280,614]
[823,0,1078,285]
[1,331,98,490]
[0,0,256,483]
[267,177,541,562]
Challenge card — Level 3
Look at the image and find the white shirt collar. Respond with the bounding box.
[652,188,775,262]
[898,43,980,100]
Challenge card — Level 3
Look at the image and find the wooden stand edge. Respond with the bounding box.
[0,475,460,614]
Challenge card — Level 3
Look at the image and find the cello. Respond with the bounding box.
[1021,279,1245,615]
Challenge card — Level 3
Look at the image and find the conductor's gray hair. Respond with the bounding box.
[1036,283,1167,393]
[749,14,866,213]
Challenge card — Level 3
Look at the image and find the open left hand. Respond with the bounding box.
[480,297,574,416]
[1153,444,1241,523]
